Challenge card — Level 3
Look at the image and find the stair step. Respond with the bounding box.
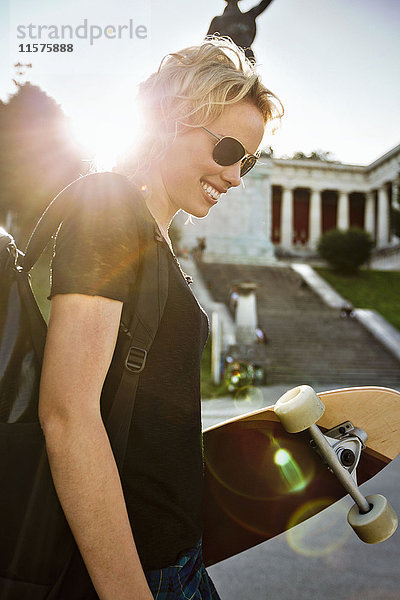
[196,262,400,387]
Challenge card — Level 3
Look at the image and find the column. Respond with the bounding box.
[393,178,400,208]
[309,188,322,248]
[235,282,258,344]
[244,171,275,261]
[377,185,389,247]
[364,191,375,238]
[337,190,349,230]
[281,186,293,248]
[264,179,273,251]
[256,174,274,259]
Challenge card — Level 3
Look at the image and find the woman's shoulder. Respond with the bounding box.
[49,172,144,302]
[64,171,143,214]
[56,171,149,242]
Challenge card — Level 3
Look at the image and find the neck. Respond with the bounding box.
[133,165,178,247]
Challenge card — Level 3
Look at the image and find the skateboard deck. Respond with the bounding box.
[202,386,400,566]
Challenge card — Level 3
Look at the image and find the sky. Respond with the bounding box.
[0,0,399,167]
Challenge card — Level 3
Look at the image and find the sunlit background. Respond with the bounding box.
[0,4,399,595]
[66,102,143,172]
[0,0,399,171]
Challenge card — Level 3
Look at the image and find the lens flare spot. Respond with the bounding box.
[205,423,315,506]
[224,362,254,392]
[234,386,264,410]
[274,448,291,466]
[287,499,352,556]
[273,447,308,493]
[204,422,319,537]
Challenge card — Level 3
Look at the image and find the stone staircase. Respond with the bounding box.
[196,262,400,388]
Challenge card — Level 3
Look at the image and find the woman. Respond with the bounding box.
[39,35,282,599]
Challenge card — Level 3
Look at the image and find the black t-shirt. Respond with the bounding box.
[48,172,209,571]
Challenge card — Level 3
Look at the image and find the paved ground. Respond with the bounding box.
[201,387,400,600]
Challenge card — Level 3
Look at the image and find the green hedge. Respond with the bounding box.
[317,228,374,274]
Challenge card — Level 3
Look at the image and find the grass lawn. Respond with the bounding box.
[315,267,400,332]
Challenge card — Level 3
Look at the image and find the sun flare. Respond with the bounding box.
[67,100,142,171]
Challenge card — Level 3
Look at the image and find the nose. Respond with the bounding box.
[221,161,242,188]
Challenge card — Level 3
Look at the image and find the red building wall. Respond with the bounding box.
[293,188,309,245]
[321,190,338,233]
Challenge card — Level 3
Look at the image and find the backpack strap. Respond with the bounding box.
[105,220,169,466]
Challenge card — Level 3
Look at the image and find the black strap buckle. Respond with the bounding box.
[125,346,147,373]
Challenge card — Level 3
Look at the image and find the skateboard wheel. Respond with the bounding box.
[347,494,398,544]
[274,385,325,433]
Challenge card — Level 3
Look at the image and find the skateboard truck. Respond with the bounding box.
[310,421,367,484]
[308,422,371,514]
[275,385,398,544]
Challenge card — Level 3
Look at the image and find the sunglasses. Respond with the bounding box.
[201,126,260,177]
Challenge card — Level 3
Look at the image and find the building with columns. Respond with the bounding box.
[176,143,400,264]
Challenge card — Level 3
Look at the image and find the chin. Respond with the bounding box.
[190,206,212,219]
[183,201,212,219]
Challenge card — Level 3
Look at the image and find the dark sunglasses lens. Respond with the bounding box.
[240,155,257,176]
[213,137,245,166]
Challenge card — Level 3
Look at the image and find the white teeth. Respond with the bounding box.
[201,181,221,201]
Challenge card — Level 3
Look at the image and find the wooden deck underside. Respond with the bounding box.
[202,387,400,566]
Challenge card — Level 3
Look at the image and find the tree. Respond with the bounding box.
[0,82,83,246]
[290,149,339,163]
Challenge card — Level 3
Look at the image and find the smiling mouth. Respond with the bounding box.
[201,180,222,203]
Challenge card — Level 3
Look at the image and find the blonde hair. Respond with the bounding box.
[125,35,283,176]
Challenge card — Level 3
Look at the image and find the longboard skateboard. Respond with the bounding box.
[202,386,400,566]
